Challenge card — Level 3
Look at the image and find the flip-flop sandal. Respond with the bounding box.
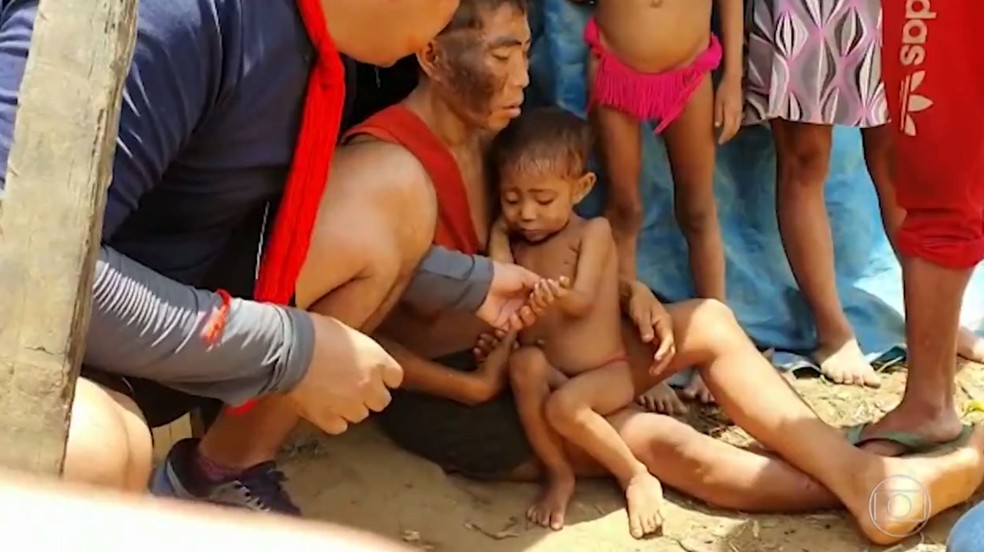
[844,423,975,456]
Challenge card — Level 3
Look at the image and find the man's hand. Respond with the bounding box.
[626,282,676,376]
[285,313,403,435]
[476,261,555,332]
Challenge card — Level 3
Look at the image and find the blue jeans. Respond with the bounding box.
[948,501,984,551]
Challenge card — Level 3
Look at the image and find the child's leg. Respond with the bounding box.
[662,76,724,404]
[546,361,663,539]
[771,120,880,387]
[663,76,726,301]
[863,125,984,364]
[588,56,644,283]
[508,346,573,530]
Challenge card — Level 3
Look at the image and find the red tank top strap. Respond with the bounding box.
[343,105,480,254]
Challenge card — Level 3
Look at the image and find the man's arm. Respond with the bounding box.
[1,1,314,404]
[86,247,313,405]
[404,246,493,315]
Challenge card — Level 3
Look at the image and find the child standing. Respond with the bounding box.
[488,108,664,539]
[585,0,744,402]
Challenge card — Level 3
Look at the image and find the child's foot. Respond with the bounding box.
[958,327,984,363]
[527,472,575,531]
[624,473,664,539]
[636,382,688,415]
[680,373,715,404]
[473,331,516,363]
[813,337,881,387]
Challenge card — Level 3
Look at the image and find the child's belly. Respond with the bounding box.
[596,0,713,73]
[522,310,625,377]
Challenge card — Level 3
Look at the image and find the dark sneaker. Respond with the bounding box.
[150,438,301,516]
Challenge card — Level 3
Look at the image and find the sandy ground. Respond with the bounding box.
[257,360,984,552]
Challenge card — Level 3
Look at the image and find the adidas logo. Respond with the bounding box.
[897,0,936,137]
[899,71,932,137]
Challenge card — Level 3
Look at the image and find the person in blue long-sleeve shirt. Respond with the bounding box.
[0,0,547,511]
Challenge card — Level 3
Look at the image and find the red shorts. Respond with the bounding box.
[882,0,984,269]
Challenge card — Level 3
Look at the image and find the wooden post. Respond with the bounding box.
[0,0,139,475]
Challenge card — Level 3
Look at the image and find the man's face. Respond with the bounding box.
[433,5,531,132]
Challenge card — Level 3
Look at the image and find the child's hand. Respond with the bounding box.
[714,76,743,144]
[529,277,571,312]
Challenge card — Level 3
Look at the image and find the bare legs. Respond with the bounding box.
[198,204,429,480]
[860,257,971,454]
[64,378,153,493]
[591,56,724,406]
[509,347,575,530]
[663,76,725,404]
[511,347,664,538]
[503,301,984,545]
[659,300,984,545]
[772,120,880,387]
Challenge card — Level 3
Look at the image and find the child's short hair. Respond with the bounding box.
[490,107,593,182]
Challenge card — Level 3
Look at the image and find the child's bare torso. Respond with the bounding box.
[513,216,624,376]
[595,0,713,73]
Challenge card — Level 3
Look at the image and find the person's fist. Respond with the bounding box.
[286,313,403,435]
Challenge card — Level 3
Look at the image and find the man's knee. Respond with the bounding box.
[508,346,550,386]
[689,299,740,339]
[673,298,747,359]
[64,379,152,492]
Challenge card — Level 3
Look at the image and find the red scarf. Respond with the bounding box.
[206,0,346,415]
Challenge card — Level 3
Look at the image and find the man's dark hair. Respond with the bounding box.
[441,0,529,34]
[490,107,593,182]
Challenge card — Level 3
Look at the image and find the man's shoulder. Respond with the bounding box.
[335,138,437,200]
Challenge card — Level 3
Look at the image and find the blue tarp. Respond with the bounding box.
[528,0,984,378]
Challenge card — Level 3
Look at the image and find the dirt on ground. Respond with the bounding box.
[279,359,984,552]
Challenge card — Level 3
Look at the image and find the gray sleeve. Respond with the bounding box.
[84,246,314,405]
[401,246,493,315]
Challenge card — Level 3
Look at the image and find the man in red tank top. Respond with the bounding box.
[860,0,984,453]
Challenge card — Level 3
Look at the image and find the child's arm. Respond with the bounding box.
[555,218,615,317]
[714,0,744,143]
[376,333,514,406]
[488,216,515,264]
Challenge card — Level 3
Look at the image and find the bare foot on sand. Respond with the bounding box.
[680,373,715,404]
[813,337,881,387]
[624,473,664,539]
[850,424,984,546]
[636,382,688,415]
[958,327,984,364]
[527,472,575,531]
